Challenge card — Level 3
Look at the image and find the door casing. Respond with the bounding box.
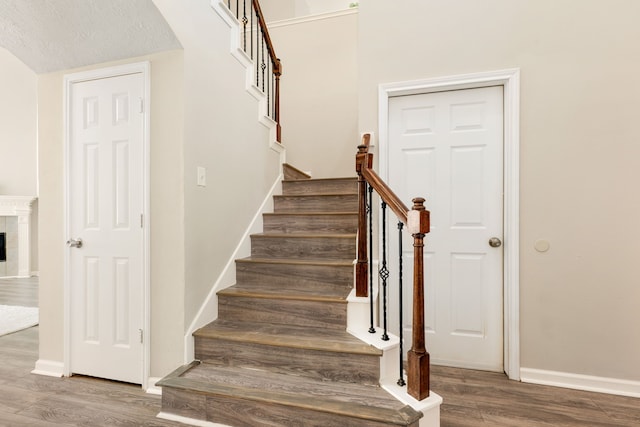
[377,68,520,380]
[63,62,151,389]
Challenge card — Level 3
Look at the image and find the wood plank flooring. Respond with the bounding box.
[0,277,638,426]
[432,365,640,427]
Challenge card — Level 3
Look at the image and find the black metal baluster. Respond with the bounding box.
[397,221,406,386]
[236,0,239,19]
[267,59,271,116]
[250,1,253,59]
[261,35,266,92]
[380,201,390,341]
[255,12,259,86]
[366,184,375,333]
[242,1,248,52]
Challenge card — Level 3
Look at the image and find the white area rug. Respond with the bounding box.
[0,304,39,336]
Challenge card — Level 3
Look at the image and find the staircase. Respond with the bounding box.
[157,166,422,426]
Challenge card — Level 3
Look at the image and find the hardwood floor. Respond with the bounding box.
[432,365,640,427]
[0,277,638,426]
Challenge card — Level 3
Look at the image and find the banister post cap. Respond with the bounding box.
[411,198,430,234]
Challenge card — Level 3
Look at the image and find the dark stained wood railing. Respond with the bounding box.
[227,0,282,141]
[355,133,431,400]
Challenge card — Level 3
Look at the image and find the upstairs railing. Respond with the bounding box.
[226,0,282,142]
[355,133,431,400]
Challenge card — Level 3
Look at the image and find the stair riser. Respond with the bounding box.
[218,296,346,330]
[282,179,358,195]
[263,213,357,234]
[251,235,355,260]
[236,261,353,290]
[274,194,358,213]
[195,338,380,385]
[162,388,417,427]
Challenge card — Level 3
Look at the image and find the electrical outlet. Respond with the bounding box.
[197,167,206,187]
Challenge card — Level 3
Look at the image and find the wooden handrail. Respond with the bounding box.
[355,133,431,400]
[251,0,282,141]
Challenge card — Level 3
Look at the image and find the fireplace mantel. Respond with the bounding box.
[0,196,36,277]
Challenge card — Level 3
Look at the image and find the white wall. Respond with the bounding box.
[37,50,186,378]
[0,48,37,196]
[268,10,358,178]
[358,0,640,383]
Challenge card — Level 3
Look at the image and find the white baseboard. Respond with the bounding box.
[31,359,64,377]
[146,377,163,395]
[520,367,640,398]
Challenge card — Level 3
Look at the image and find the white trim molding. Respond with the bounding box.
[377,68,521,380]
[521,368,640,398]
[211,0,282,157]
[32,359,64,377]
[146,377,163,395]
[267,8,358,28]
[62,61,151,389]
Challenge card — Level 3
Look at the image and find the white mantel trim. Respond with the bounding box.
[0,196,36,278]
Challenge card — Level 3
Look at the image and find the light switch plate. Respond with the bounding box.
[197,167,206,187]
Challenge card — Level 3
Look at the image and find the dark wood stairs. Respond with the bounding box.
[158,171,422,426]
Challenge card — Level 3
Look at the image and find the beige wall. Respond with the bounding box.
[359,0,640,382]
[0,48,39,273]
[0,48,37,196]
[268,10,358,178]
[154,0,282,336]
[37,50,186,377]
[39,0,284,381]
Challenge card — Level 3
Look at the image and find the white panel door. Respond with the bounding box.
[69,73,144,383]
[388,86,504,372]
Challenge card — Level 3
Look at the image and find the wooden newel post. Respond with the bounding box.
[355,143,371,297]
[407,197,431,400]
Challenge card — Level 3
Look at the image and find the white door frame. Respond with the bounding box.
[378,68,520,380]
[63,62,151,388]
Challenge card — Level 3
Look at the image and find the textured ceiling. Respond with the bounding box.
[0,0,182,74]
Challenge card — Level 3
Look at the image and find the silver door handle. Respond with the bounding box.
[67,238,83,249]
[488,237,502,248]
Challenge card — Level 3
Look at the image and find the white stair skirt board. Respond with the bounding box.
[183,174,283,363]
[32,359,64,378]
[347,289,443,427]
[520,368,640,398]
[211,0,283,156]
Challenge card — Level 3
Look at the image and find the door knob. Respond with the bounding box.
[67,238,83,249]
[488,237,502,248]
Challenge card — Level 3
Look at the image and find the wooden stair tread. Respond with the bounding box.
[159,363,420,425]
[263,211,357,216]
[237,256,353,266]
[219,282,350,301]
[275,193,358,197]
[283,163,312,180]
[282,177,356,183]
[252,232,356,238]
[194,320,382,356]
